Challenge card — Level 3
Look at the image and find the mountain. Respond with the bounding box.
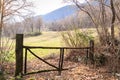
[40,5,78,22]
[35,0,110,22]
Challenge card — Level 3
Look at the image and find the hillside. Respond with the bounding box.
[36,5,78,22]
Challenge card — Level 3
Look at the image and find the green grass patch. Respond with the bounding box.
[23,31,63,59]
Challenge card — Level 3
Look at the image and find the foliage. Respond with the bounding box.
[61,29,94,62]
[94,53,107,67]
[61,29,94,47]
[0,37,14,72]
[65,50,86,62]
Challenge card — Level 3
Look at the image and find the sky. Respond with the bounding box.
[28,0,85,15]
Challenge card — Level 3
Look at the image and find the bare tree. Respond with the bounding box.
[24,16,34,33]
[63,0,120,72]
[110,0,116,43]
[0,0,32,42]
[65,0,118,45]
[0,0,32,73]
[114,0,120,22]
[35,17,43,33]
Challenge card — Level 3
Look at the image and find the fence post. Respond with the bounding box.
[58,48,64,75]
[15,34,23,76]
[89,40,94,64]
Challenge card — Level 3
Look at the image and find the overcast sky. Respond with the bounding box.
[28,0,85,15]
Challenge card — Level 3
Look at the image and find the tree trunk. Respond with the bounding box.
[110,0,116,42]
[0,0,4,54]
[0,25,2,53]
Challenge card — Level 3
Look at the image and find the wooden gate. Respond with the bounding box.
[15,34,94,76]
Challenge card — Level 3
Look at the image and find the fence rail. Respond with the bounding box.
[15,34,94,77]
[23,46,90,49]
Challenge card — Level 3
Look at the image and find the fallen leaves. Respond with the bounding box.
[4,58,117,80]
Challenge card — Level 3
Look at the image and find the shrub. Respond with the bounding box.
[44,53,58,60]
[65,50,86,63]
[24,32,42,37]
[0,37,14,80]
[62,29,94,62]
[61,29,94,47]
[94,53,107,67]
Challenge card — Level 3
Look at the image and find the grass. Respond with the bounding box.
[24,31,62,46]
[23,31,64,59]
[11,29,98,60]
[23,29,97,60]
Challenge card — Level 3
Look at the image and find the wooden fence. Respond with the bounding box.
[15,34,94,77]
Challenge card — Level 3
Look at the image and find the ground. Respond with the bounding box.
[5,31,118,80]
[8,58,116,80]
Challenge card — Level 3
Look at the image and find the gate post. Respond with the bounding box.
[89,40,94,64]
[15,34,23,76]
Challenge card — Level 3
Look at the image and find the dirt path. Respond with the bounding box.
[22,59,116,80]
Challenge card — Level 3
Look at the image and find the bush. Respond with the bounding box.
[94,53,107,67]
[65,50,86,62]
[44,53,58,60]
[61,29,94,47]
[62,29,94,62]
[24,32,42,37]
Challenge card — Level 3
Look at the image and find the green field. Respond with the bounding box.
[13,27,119,60]
[23,31,64,59]
[22,29,97,59]
[24,31,63,46]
